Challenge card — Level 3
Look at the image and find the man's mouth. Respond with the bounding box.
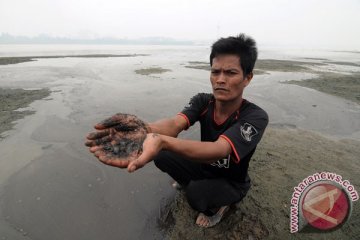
[214,87,229,91]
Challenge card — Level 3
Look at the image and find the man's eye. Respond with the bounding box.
[211,70,220,74]
[225,71,237,75]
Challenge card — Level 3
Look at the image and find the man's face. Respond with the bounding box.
[210,54,252,103]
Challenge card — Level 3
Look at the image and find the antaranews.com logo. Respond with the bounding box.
[290,172,358,233]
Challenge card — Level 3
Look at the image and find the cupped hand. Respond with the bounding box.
[87,132,163,173]
[85,113,149,169]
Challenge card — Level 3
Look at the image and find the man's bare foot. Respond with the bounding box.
[195,206,229,228]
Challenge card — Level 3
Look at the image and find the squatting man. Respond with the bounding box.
[85,33,268,228]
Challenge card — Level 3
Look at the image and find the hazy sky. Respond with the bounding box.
[1,0,359,49]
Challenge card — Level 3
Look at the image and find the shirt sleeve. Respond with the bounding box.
[178,93,212,129]
[220,109,269,163]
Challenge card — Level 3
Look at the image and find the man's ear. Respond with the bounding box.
[244,72,253,87]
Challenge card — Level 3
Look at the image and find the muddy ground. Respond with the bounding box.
[164,127,360,240]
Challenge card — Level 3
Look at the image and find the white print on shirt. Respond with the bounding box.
[184,99,193,109]
[240,123,258,142]
[211,155,230,168]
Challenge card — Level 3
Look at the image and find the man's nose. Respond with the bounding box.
[216,72,226,84]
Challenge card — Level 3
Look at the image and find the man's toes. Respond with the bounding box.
[196,214,202,225]
[198,217,204,226]
[200,217,209,227]
[196,214,209,227]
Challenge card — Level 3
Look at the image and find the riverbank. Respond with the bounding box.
[0,88,50,138]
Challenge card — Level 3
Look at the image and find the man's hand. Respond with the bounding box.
[128,133,163,172]
[85,113,148,147]
[85,113,149,169]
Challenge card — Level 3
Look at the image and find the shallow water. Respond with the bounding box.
[0,45,359,239]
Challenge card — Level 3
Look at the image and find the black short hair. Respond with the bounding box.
[210,34,258,76]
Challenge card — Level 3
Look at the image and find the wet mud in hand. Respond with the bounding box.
[86,113,148,162]
[101,138,144,158]
[96,113,147,130]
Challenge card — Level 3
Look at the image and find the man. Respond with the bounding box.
[86,34,268,228]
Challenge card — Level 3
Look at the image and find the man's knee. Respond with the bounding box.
[185,179,248,212]
[185,180,209,212]
[153,150,169,172]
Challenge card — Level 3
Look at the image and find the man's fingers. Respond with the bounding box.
[94,121,116,130]
[98,155,130,168]
[127,157,148,172]
[85,140,94,147]
[94,113,127,130]
[94,113,147,132]
[93,149,131,168]
[85,140,101,147]
[94,150,107,157]
[86,129,110,140]
[91,132,136,147]
[89,140,116,153]
[85,135,113,147]
[89,146,102,153]
[127,161,138,172]
[127,153,149,173]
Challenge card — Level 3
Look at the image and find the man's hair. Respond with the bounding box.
[210,33,258,76]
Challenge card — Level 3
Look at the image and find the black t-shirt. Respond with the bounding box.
[178,93,268,184]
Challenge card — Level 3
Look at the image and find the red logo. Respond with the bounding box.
[301,183,350,230]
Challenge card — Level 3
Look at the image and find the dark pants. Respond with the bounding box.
[153,150,249,215]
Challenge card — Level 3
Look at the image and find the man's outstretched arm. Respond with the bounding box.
[127,133,232,172]
[89,132,232,172]
[147,115,188,137]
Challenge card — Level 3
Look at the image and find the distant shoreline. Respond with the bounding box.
[0,34,196,45]
[0,54,149,65]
